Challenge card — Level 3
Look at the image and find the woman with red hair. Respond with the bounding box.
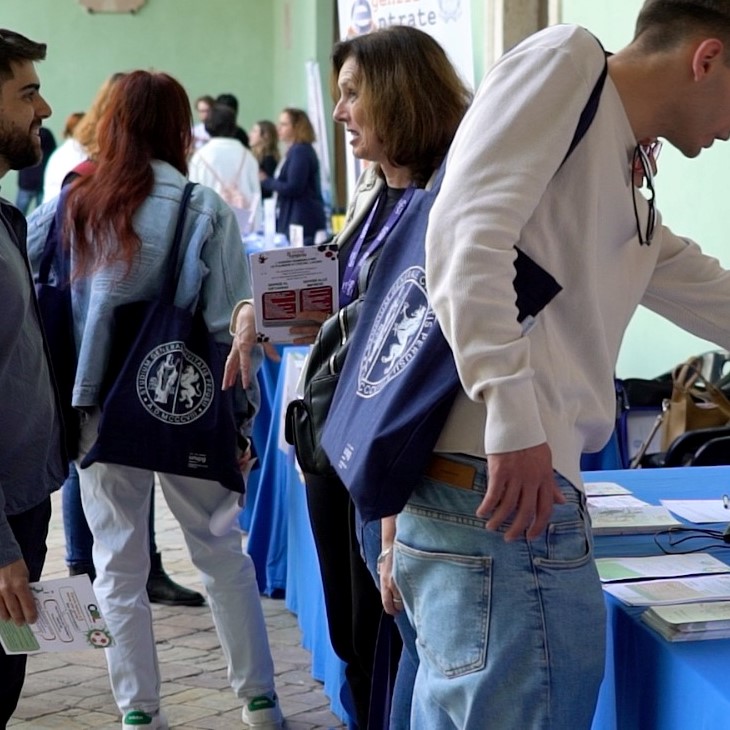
[28,70,283,730]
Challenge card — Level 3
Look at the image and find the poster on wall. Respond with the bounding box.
[336,0,474,196]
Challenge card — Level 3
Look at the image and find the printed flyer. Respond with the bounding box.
[249,243,338,344]
[0,575,113,654]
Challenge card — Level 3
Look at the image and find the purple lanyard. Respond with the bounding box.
[340,184,416,307]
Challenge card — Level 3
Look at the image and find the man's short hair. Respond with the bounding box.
[0,29,46,84]
[216,93,239,115]
[205,103,237,138]
[635,1,730,55]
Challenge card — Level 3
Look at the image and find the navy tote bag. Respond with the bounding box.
[80,183,244,493]
[320,168,563,521]
[320,186,565,520]
[320,56,607,521]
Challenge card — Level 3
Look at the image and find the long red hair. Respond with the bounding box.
[64,70,193,277]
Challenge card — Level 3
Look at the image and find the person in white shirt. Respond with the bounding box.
[189,103,260,235]
[191,93,213,153]
[388,2,730,728]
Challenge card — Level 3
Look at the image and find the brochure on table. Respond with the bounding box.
[0,575,113,655]
[603,573,730,606]
[587,493,681,535]
[596,553,730,583]
[249,244,338,344]
[660,499,730,524]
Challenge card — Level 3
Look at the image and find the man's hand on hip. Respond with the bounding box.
[478,443,566,541]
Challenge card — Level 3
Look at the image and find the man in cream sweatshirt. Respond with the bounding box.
[391,2,730,728]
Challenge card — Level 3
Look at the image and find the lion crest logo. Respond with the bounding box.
[357,266,436,398]
[137,342,214,424]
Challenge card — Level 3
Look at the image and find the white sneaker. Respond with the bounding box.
[122,709,168,729]
[241,693,284,728]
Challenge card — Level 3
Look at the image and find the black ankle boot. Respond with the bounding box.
[69,561,96,583]
[146,551,205,607]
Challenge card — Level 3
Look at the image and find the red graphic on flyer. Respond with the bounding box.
[301,287,333,314]
[262,291,297,322]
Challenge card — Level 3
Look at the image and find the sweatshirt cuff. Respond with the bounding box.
[229,299,254,336]
[483,380,547,455]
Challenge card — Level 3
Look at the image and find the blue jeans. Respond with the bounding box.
[393,455,605,730]
[357,517,418,730]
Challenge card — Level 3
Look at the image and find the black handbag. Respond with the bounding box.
[79,183,244,493]
[35,187,80,460]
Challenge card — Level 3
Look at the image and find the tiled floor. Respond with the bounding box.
[8,486,346,729]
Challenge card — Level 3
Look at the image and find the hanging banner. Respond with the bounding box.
[338,0,473,86]
[336,0,474,197]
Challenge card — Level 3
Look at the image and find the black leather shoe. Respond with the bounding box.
[146,551,205,607]
[69,562,96,583]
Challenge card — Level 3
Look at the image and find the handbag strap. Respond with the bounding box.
[160,182,196,304]
[198,155,247,199]
[672,356,730,419]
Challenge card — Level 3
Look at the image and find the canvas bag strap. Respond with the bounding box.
[199,154,245,192]
[160,182,196,304]
[560,35,608,168]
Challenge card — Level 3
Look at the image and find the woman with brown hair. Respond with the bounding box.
[249,119,280,198]
[28,70,282,730]
[299,25,471,729]
[260,107,327,244]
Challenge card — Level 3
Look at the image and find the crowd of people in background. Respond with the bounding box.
[24,84,328,248]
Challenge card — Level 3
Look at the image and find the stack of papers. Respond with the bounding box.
[587,494,681,535]
[603,573,730,606]
[584,482,632,497]
[660,499,730,524]
[642,601,730,642]
[589,482,730,642]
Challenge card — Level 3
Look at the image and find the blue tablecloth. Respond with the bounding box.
[242,346,350,724]
[589,466,730,730]
[245,369,730,730]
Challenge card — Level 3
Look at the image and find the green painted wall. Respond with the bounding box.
[1,1,279,134]
[562,0,730,378]
[0,0,339,204]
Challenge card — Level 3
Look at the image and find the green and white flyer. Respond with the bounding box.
[0,574,113,654]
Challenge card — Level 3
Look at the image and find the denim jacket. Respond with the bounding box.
[27,160,253,408]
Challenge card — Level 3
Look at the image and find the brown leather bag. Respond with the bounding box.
[660,356,730,451]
